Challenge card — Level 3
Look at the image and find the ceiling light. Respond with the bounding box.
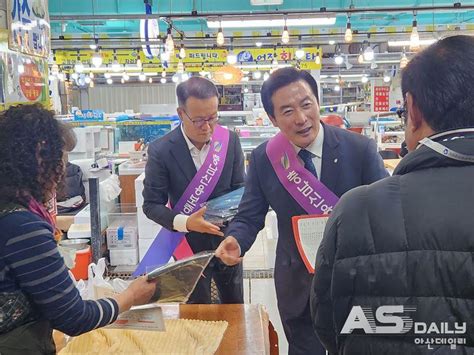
[104,72,111,79]
[383,73,391,83]
[107,78,113,84]
[388,39,436,47]
[92,51,103,68]
[160,77,167,84]
[172,75,179,83]
[253,71,262,79]
[84,76,91,84]
[328,40,336,45]
[358,50,364,64]
[89,72,94,79]
[263,72,270,81]
[179,43,186,59]
[89,43,97,50]
[89,80,94,88]
[149,77,153,83]
[136,58,142,69]
[121,78,125,84]
[161,70,166,78]
[410,12,420,51]
[315,55,321,65]
[122,72,130,81]
[161,50,170,62]
[281,16,289,44]
[75,61,84,73]
[216,18,225,46]
[334,85,341,92]
[207,14,336,28]
[361,75,369,83]
[344,14,353,43]
[111,59,121,72]
[334,54,344,65]
[139,72,146,81]
[295,49,305,60]
[242,76,249,82]
[165,26,174,54]
[370,61,378,70]
[227,51,237,65]
[255,41,263,47]
[400,52,409,69]
[244,87,249,93]
[272,57,279,67]
[363,46,374,61]
[177,60,184,73]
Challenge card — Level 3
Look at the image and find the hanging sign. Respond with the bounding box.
[54,47,323,70]
[2,51,48,104]
[374,86,390,112]
[7,0,51,58]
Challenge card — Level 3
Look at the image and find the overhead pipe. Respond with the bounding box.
[49,4,474,21]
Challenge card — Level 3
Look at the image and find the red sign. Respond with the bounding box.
[19,63,44,101]
[374,86,390,112]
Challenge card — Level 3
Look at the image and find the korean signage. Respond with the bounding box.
[54,47,323,71]
[73,109,105,121]
[0,51,48,105]
[8,0,51,57]
[374,86,390,112]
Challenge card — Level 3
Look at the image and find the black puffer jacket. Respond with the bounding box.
[311,131,474,355]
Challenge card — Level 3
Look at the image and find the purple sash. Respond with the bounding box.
[266,132,339,215]
[133,125,230,276]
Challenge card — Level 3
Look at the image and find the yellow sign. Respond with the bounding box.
[54,47,322,72]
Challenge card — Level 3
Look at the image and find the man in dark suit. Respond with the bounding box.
[216,67,388,354]
[143,77,245,304]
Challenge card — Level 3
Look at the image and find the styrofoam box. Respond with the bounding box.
[110,248,138,266]
[106,225,138,249]
[135,173,145,208]
[67,223,91,239]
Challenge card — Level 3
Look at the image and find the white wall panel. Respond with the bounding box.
[81,83,177,113]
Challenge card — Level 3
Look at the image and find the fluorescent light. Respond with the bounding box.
[255,42,263,47]
[328,40,336,45]
[207,14,336,28]
[388,39,436,47]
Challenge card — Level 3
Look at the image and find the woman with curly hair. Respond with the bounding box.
[0,104,157,354]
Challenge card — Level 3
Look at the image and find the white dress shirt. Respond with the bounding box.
[292,122,325,178]
[173,125,211,233]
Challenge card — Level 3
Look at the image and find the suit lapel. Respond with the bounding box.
[169,126,197,183]
[320,124,341,194]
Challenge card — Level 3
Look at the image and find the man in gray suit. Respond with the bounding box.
[216,68,388,354]
[143,77,245,304]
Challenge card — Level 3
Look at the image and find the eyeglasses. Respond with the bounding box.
[182,109,219,128]
[396,102,408,125]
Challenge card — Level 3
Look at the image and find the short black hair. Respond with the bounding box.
[176,76,219,107]
[261,67,319,117]
[401,35,474,132]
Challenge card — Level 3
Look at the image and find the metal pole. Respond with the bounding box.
[89,177,102,263]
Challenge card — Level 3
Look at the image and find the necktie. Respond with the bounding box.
[298,149,318,179]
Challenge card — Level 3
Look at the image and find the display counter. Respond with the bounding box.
[55,304,278,354]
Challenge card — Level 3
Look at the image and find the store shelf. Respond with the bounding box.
[381,131,405,136]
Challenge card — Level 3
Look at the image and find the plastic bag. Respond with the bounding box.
[203,187,244,227]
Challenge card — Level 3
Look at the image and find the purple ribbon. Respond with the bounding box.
[133,125,230,276]
[266,132,339,215]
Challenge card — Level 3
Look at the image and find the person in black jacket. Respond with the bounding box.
[311,35,474,354]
